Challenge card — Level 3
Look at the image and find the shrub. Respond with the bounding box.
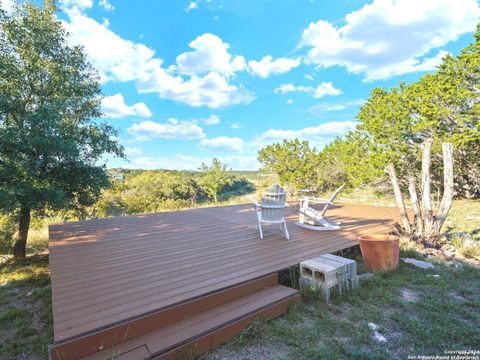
[0,214,16,255]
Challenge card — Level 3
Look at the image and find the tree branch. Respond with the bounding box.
[408,176,423,238]
[433,143,454,236]
[385,164,412,235]
[421,138,434,234]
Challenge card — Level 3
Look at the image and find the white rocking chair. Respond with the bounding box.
[253,185,290,240]
[295,184,345,231]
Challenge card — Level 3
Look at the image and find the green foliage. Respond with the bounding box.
[316,132,385,191]
[257,139,319,191]
[90,168,254,217]
[119,170,198,213]
[258,27,480,198]
[198,158,233,203]
[356,28,480,196]
[0,213,16,254]
[0,2,123,255]
[257,136,384,192]
[0,2,123,212]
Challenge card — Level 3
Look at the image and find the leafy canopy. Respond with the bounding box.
[198,158,232,203]
[257,139,319,191]
[259,26,480,197]
[356,27,480,196]
[0,2,124,214]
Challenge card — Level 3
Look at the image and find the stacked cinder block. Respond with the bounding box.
[321,254,359,290]
[300,254,359,303]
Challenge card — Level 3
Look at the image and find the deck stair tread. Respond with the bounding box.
[80,284,298,360]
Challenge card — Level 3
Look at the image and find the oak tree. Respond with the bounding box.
[0,2,123,257]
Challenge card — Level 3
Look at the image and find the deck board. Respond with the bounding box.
[49,202,402,343]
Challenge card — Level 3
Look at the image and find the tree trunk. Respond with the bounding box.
[421,138,434,236]
[385,164,411,235]
[13,207,31,258]
[431,143,454,241]
[408,176,423,238]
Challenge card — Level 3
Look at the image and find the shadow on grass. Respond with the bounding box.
[208,244,480,360]
[0,254,52,360]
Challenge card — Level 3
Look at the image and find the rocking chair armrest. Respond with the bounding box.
[306,197,334,205]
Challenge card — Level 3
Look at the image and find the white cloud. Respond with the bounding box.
[99,0,114,11]
[102,93,152,119]
[253,120,357,148]
[128,118,205,140]
[275,81,342,98]
[0,0,14,13]
[60,0,93,11]
[175,33,246,77]
[287,99,293,105]
[62,11,157,83]
[309,99,365,113]
[231,122,241,129]
[275,83,296,94]
[199,136,245,152]
[301,0,480,81]
[138,70,254,108]
[313,82,342,98]
[128,155,203,170]
[124,147,142,156]
[62,12,253,108]
[365,50,450,80]
[185,1,198,13]
[202,114,221,125]
[248,56,301,78]
[128,154,259,170]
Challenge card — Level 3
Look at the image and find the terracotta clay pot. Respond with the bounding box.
[359,234,399,272]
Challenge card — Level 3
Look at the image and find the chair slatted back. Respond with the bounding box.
[261,186,287,222]
[320,184,345,216]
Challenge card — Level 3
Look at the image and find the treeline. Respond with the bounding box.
[0,161,256,254]
[259,26,480,199]
[95,166,255,217]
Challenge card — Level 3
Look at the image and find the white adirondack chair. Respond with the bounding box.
[253,185,290,240]
[295,184,345,231]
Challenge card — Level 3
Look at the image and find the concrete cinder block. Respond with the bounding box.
[299,254,360,302]
[320,254,357,279]
[299,277,334,304]
[348,275,360,289]
[300,259,338,287]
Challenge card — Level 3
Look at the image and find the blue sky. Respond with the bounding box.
[4,0,480,170]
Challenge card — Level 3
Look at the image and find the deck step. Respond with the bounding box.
[49,274,288,360]
[80,284,298,360]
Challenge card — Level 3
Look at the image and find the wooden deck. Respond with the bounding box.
[48,202,402,359]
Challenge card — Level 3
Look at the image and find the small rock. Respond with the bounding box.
[359,273,374,281]
[401,288,418,302]
[401,258,435,269]
[368,323,387,343]
[26,291,33,297]
[433,274,440,278]
[446,232,473,242]
[373,332,387,343]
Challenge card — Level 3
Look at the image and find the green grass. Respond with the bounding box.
[0,255,52,360]
[211,248,480,359]
[0,185,478,359]
[444,200,480,240]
